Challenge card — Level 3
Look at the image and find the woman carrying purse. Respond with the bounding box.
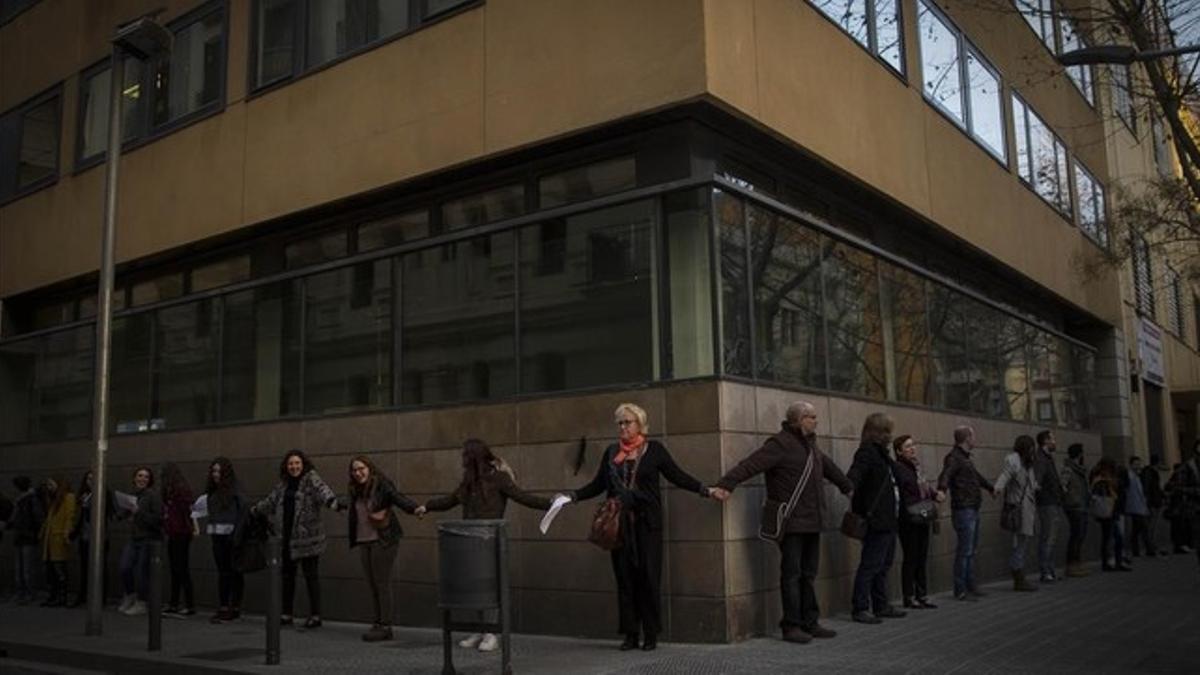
[892,435,945,609]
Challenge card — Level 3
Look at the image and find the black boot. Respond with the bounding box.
[619,633,639,651]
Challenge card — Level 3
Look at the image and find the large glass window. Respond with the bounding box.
[663,190,714,379]
[808,1,903,73]
[77,58,148,162]
[749,206,826,389]
[358,210,429,251]
[824,243,886,398]
[1111,64,1136,134]
[285,231,348,269]
[152,299,219,428]
[539,156,637,209]
[1059,18,1093,105]
[1132,235,1155,318]
[307,0,411,69]
[221,280,302,421]
[0,327,93,444]
[879,263,933,405]
[918,1,1006,161]
[442,185,525,232]
[927,284,970,411]
[1015,0,1055,51]
[716,190,752,377]
[303,260,393,413]
[110,313,154,432]
[0,87,60,202]
[1013,94,1071,216]
[255,0,301,87]
[402,232,516,404]
[1073,160,1107,247]
[1166,266,1184,336]
[518,201,656,393]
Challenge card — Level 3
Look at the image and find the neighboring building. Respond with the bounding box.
[0,0,1194,641]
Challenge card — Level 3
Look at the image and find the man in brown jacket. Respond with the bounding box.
[711,401,853,644]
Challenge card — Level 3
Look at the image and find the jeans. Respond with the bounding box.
[852,529,896,614]
[119,540,152,599]
[951,508,981,594]
[1129,514,1156,556]
[282,552,321,616]
[777,532,821,629]
[1065,509,1087,564]
[167,537,194,609]
[1036,505,1060,575]
[360,541,398,626]
[14,544,38,599]
[1099,517,1124,567]
[212,535,244,608]
[898,521,930,600]
[1009,533,1032,571]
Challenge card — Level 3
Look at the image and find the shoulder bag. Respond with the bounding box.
[1000,470,1030,532]
[841,465,891,540]
[758,447,815,542]
[1090,482,1115,520]
[588,450,641,551]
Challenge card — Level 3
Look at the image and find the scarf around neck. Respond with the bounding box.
[614,435,646,464]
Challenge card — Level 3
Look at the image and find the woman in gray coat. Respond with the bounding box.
[994,435,1040,592]
[253,450,339,628]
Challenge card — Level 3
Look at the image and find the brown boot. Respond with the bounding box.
[1012,570,1038,592]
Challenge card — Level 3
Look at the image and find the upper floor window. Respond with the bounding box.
[1131,235,1154,318]
[808,1,904,73]
[1015,0,1055,51]
[1059,18,1093,105]
[1151,115,1172,176]
[1012,94,1071,217]
[1073,160,1107,248]
[1111,64,1136,134]
[918,2,1006,161]
[75,1,227,167]
[252,0,477,90]
[0,85,61,203]
[1166,265,1184,336]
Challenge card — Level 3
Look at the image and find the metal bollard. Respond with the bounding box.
[265,535,281,666]
[148,540,163,652]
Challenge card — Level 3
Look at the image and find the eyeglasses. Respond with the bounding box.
[617,419,638,427]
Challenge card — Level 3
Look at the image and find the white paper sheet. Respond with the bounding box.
[190,494,209,520]
[113,491,138,512]
[539,494,572,535]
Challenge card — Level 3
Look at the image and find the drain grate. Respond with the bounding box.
[179,647,261,662]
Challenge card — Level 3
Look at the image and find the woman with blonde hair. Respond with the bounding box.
[568,403,713,651]
[39,476,76,607]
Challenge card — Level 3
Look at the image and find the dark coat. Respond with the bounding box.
[717,424,852,534]
[347,477,417,548]
[10,490,45,546]
[572,440,705,531]
[131,487,164,541]
[255,471,338,559]
[937,446,994,511]
[892,457,934,508]
[1033,448,1064,507]
[425,463,551,519]
[846,441,898,532]
[1141,465,1166,509]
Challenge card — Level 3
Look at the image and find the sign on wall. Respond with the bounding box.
[1137,317,1165,386]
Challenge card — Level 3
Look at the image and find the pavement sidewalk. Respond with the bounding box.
[2,554,1198,674]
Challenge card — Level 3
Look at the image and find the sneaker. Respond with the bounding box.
[210,609,232,624]
[640,635,657,652]
[782,627,812,644]
[280,615,294,626]
[124,601,147,616]
[619,634,639,651]
[804,624,837,638]
[362,624,393,642]
[851,611,882,625]
[875,606,907,619]
[303,617,322,629]
[458,633,484,649]
[118,594,136,613]
[477,633,499,652]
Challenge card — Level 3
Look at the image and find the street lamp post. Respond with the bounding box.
[1058,43,1200,66]
[86,16,171,638]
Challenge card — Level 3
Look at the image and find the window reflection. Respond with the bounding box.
[873,0,903,71]
[812,0,869,46]
[716,190,752,377]
[153,10,223,126]
[358,210,429,251]
[518,201,656,393]
[539,156,636,209]
[879,263,933,405]
[1014,94,1071,217]
[966,49,1005,159]
[824,243,886,399]
[918,2,963,122]
[110,314,154,432]
[221,281,302,421]
[928,284,970,411]
[307,0,411,69]
[1074,161,1107,247]
[442,185,525,232]
[153,299,219,428]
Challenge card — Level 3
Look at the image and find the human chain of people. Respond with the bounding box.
[2,400,1199,657]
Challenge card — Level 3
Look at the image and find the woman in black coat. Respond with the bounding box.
[570,403,713,652]
[892,435,945,609]
[845,413,904,624]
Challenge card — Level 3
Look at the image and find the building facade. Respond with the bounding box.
[1,0,1196,641]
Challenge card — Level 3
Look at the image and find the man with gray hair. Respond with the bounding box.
[938,425,995,601]
[711,401,853,644]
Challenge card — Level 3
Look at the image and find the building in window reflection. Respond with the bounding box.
[2,0,1197,645]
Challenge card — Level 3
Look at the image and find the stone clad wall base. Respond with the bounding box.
[0,380,1101,643]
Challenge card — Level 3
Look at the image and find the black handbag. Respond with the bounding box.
[905,499,938,525]
[759,449,815,542]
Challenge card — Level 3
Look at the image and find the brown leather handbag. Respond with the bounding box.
[588,451,641,551]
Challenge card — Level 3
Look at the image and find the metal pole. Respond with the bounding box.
[86,42,125,637]
[498,522,512,675]
[148,540,163,651]
[265,536,281,666]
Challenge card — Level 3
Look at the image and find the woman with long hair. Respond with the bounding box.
[118,466,163,615]
[70,470,113,608]
[253,450,339,629]
[346,455,418,642]
[994,435,1040,591]
[200,457,245,623]
[569,403,711,651]
[846,413,904,624]
[160,462,195,617]
[1091,456,1131,571]
[419,438,555,652]
[39,476,76,607]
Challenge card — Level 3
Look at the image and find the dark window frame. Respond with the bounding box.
[1071,158,1108,249]
[1011,91,1073,220]
[0,82,63,206]
[803,0,907,80]
[73,0,229,172]
[247,0,483,95]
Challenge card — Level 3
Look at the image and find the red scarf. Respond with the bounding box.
[613,435,646,464]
